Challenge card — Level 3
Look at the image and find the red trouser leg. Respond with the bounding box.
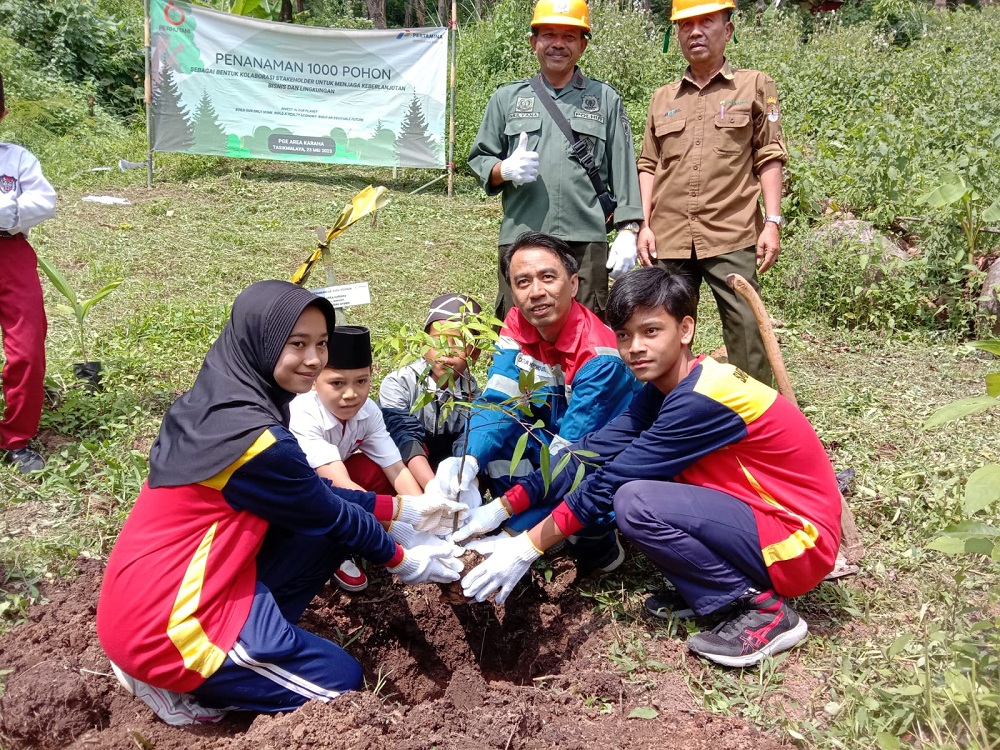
[0,237,48,450]
[343,453,396,495]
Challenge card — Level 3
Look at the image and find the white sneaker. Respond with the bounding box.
[110,662,226,726]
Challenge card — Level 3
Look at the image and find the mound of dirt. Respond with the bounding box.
[0,557,788,750]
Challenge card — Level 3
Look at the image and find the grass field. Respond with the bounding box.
[1,157,998,747]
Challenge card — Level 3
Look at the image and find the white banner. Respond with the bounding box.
[149,0,447,168]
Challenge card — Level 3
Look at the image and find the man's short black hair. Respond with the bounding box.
[606,265,699,330]
[500,231,580,284]
[0,71,5,112]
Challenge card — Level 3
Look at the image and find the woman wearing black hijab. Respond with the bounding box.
[97,281,464,724]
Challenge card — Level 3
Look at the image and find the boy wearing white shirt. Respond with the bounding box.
[290,326,423,592]
[0,71,58,474]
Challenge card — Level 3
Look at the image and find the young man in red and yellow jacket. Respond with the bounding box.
[454,266,841,668]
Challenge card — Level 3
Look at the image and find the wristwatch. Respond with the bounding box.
[618,221,641,234]
[764,214,783,227]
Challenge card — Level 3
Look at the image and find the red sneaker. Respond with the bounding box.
[332,559,368,592]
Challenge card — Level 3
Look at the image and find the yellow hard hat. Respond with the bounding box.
[669,0,736,21]
[530,0,591,32]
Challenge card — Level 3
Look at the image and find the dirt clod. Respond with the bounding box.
[437,549,484,604]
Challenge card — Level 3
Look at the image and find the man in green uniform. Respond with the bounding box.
[636,0,786,385]
[468,0,643,320]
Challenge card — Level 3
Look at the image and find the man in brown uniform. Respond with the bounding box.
[636,0,785,384]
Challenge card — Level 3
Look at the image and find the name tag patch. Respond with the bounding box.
[515,353,554,378]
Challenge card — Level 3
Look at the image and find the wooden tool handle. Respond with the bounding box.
[726,273,798,408]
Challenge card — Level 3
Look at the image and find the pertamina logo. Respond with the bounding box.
[163,1,186,25]
[395,29,445,41]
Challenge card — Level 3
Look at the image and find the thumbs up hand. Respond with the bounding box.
[500,132,539,187]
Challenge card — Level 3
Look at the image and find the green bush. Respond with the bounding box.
[0,36,143,183]
[0,0,144,118]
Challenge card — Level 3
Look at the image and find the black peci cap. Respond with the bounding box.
[327,325,372,369]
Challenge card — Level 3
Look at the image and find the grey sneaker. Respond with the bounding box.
[3,447,45,474]
[686,589,808,668]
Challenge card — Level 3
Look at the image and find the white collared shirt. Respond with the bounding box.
[0,143,57,236]
[289,391,401,470]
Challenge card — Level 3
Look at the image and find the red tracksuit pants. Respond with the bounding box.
[0,235,47,450]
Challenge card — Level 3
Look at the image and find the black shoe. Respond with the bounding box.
[2,447,46,474]
[568,532,625,576]
[644,588,696,620]
[686,589,808,668]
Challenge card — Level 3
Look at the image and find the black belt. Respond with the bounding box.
[0,231,16,238]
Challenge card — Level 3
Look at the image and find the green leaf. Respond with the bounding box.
[888,634,912,657]
[36,256,78,308]
[540,444,551,495]
[971,340,1000,357]
[627,707,658,720]
[568,461,587,494]
[965,537,996,557]
[551,451,573,481]
[935,520,1000,537]
[877,732,902,750]
[509,431,530,478]
[412,390,435,413]
[926,536,970,555]
[965,465,1000,515]
[986,373,1000,398]
[79,279,124,319]
[917,180,970,208]
[923,396,999,428]
[981,198,1000,224]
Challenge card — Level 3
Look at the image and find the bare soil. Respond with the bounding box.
[0,556,790,750]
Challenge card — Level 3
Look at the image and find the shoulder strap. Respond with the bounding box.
[528,74,609,198]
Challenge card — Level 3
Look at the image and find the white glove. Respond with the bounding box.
[462,532,542,604]
[452,501,511,545]
[606,229,638,280]
[389,544,463,585]
[458,483,483,514]
[0,195,17,231]
[435,456,480,498]
[499,132,539,187]
[396,492,468,536]
[388,519,464,556]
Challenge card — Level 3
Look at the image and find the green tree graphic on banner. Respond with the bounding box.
[153,66,194,152]
[192,92,229,154]
[395,96,440,168]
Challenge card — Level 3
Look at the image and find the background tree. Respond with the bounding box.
[364,0,387,27]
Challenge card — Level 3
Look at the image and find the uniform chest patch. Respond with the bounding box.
[515,96,535,112]
[0,175,15,194]
[581,94,599,112]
